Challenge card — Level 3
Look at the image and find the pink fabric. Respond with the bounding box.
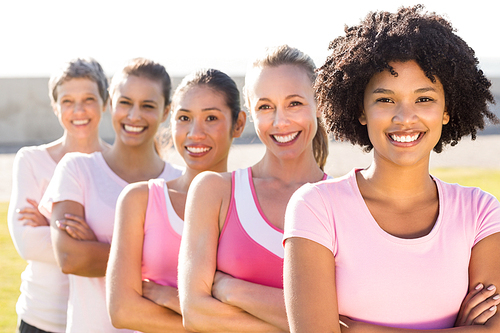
[284,169,500,329]
[141,178,181,288]
[39,152,183,333]
[217,168,284,289]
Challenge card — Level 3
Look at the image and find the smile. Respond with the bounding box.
[123,124,146,133]
[186,146,211,154]
[72,119,90,126]
[272,131,299,144]
[389,133,421,143]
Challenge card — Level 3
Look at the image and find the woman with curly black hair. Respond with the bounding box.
[283,5,500,332]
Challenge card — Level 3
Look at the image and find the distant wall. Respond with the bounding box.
[1,76,499,152]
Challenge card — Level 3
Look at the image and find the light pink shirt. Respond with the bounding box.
[8,145,68,332]
[284,169,500,329]
[40,152,183,333]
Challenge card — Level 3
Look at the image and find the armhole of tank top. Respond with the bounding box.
[218,171,236,243]
[163,182,184,236]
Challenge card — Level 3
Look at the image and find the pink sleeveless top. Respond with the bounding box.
[216,168,285,289]
[141,178,183,288]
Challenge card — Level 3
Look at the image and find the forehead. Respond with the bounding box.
[247,64,313,99]
[366,61,443,92]
[114,75,163,99]
[174,85,228,110]
[57,77,99,95]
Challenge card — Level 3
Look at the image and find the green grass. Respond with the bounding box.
[0,168,499,330]
[0,202,25,332]
[431,167,500,199]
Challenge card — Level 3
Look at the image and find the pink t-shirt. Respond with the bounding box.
[284,169,500,329]
[39,152,183,333]
[141,178,183,288]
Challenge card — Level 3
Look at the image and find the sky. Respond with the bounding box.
[1,0,499,78]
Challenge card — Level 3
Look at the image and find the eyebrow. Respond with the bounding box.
[372,87,437,94]
[178,107,223,112]
[120,96,158,104]
[257,94,305,102]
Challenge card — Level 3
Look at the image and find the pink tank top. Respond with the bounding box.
[141,178,183,288]
[216,168,285,289]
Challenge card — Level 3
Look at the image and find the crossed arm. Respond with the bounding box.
[284,233,500,333]
[50,200,110,277]
[106,182,188,332]
[178,172,287,332]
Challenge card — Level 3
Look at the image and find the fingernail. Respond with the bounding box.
[487,285,496,291]
[15,208,20,213]
[493,294,500,300]
[490,305,497,311]
[55,220,61,227]
[475,283,484,290]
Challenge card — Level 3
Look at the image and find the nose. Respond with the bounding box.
[127,104,141,121]
[187,119,206,140]
[273,106,291,129]
[392,102,418,125]
[74,101,84,113]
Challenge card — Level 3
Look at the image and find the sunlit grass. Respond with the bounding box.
[430,168,500,199]
[0,201,24,332]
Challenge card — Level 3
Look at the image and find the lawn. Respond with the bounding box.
[0,167,499,331]
[0,201,24,332]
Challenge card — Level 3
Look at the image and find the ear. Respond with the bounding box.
[442,108,450,125]
[231,111,247,138]
[162,104,171,122]
[359,110,367,125]
[52,102,60,117]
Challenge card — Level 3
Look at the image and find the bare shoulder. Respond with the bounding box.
[189,171,232,199]
[117,181,150,218]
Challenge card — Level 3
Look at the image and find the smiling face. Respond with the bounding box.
[171,85,243,173]
[110,75,169,148]
[53,77,105,139]
[360,60,449,168]
[246,64,318,162]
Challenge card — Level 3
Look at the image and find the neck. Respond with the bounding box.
[253,148,324,184]
[359,154,434,198]
[60,132,106,154]
[103,141,164,183]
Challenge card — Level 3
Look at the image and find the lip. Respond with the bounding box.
[122,124,147,134]
[72,119,90,126]
[271,131,301,145]
[387,131,425,146]
[185,145,212,156]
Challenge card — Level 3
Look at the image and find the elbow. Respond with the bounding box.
[57,254,80,275]
[181,304,207,332]
[108,305,130,330]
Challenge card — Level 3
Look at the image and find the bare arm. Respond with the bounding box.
[178,172,285,332]
[50,200,110,277]
[106,183,188,332]
[284,237,341,333]
[212,271,289,331]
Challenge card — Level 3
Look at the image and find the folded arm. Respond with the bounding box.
[178,172,285,332]
[107,183,188,332]
[50,200,110,277]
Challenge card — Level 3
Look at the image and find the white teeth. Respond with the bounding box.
[72,119,89,125]
[124,125,145,133]
[390,133,420,143]
[273,132,299,143]
[186,146,211,154]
